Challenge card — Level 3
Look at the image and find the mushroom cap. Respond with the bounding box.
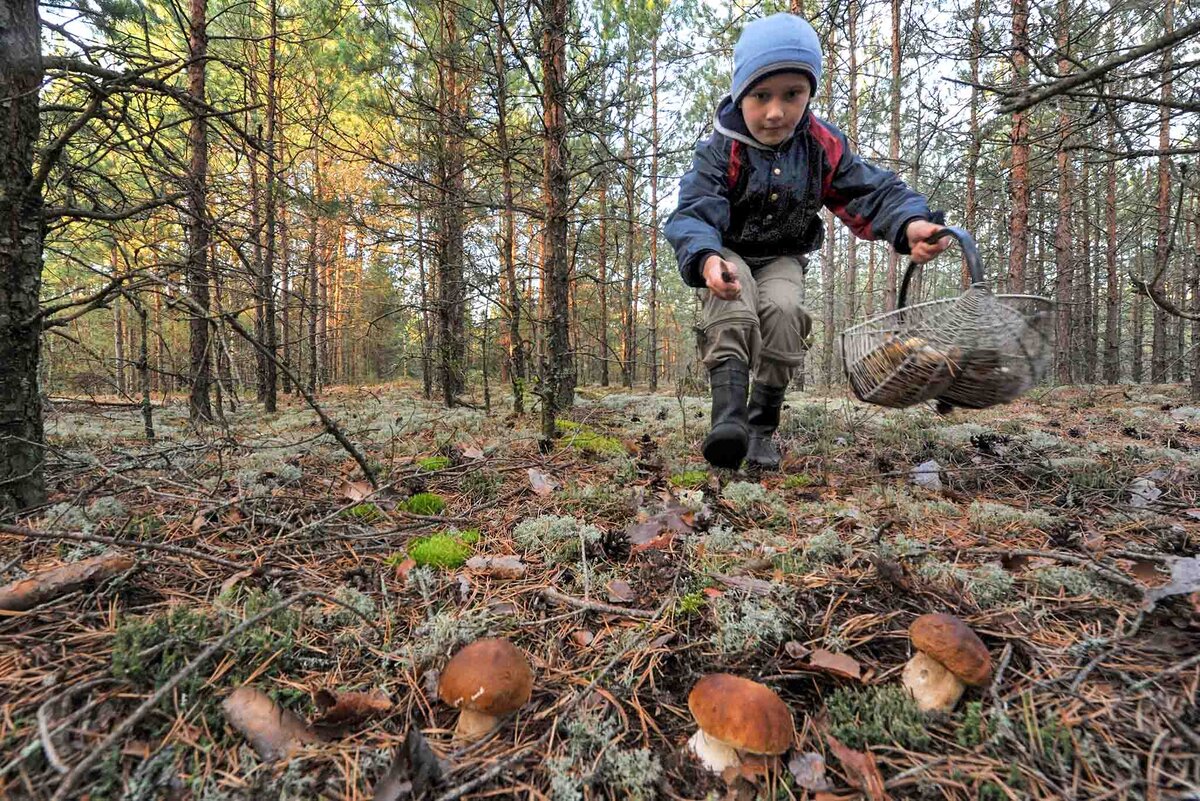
[687,674,794,756]
[909,614,991,686]
[439,638,533,715]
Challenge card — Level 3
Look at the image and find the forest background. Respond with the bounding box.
[1,0,1198,508]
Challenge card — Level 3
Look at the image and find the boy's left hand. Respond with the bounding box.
[905,220,953,264]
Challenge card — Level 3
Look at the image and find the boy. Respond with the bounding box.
[665,12,950,471]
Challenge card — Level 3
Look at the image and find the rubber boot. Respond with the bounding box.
[745,384,787,470]
[702,359,750,469]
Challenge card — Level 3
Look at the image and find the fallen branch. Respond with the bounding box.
[0,522,277,576]
[0,551,134,611]
[961,547,1145,594]
[540,587,657,619]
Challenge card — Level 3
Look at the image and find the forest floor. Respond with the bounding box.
[1,380,1199,800]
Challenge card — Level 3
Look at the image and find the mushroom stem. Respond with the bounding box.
[454,708,500,741]
[688,728,742,773]
[902,651,966,713]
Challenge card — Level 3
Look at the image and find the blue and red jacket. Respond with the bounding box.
[665,95,932,289]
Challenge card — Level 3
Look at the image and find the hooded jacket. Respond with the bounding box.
[665,95,932,289]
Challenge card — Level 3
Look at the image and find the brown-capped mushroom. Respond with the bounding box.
[686,674,795,773]
[438,638,532,740]
[901,613,992,713]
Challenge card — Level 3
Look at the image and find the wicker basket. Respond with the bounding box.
[840,227,1053,410]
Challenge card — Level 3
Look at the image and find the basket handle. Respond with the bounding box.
[896,225,984,310]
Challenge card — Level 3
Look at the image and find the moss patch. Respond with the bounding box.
[417,455,452,471]
[408,532,472,568]
[669,469,708,488]
[405,492,446,516]
[826,685,931,750]
[557,420,627,457]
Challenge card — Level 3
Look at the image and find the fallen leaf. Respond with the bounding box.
[372,728,445,801]
[650,632,675,648]
[528,468,557,496]
[806,649,863,682]
[630,531,676,554]
[1129,477,1162,509]
[312,688,393,734]
[702,587,724,599]
[222,686,320,761]
[219,569,255,599]
[711,572,775,597]
[784,641,812,661]
[788,751,832,791]
[570,630,594,647]
[392,557,416,583]
[1186,509,1200,521]
[1144,556,1200,610]
[341,480,374,502]
[464,555,527,579]
[825,735,889,801]
[606,579,636,603]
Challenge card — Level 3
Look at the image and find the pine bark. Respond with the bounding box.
[493,0,524,412]
[261,0,279,410]
[186,0,214,422]
[1053,0,1074,385]
[1151,0,1173,384]
[1007,0,1031,294]
[542,0,573,411]
[649,35,660,392]
[621,51,637,388]
[1103,116,1120,383]
[886,0,901,310]
[0,0,47,513]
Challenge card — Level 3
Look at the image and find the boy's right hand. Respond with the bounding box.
[702,254,742,301]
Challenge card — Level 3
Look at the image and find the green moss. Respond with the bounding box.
[408,533,471,568]
[345,502,383,523]
[457,528,481,544]
[669,469,708,488]
[405,492,446,515]
[782,473,817,489]
[826,686,931,751]
[557,420,627,457]
[957,700,988,747]
[676,592,705,615]
[417,455,452,471]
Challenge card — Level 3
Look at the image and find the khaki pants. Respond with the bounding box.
[697,250,812,388]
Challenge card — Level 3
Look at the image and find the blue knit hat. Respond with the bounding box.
[731,13,822,105]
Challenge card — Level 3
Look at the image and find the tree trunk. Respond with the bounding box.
[416,192,433,400]
[261,0,279,410]
[622,50,637,388]
[280,188,293,394]
[886,0,900,310]
[1080,163,1096,383]
[1104,115,1120,383]
[112,248,126,396]
[306,148,320,394]
[1007,0,1031,295]
[494,0,524,412]
[598,178,610,387]
[649,34,660,392]
[186,0,214,422]
[1133,215,1145,383]
[1053,0,1074,385]
[844,0,859,330]
[437,0,467,405]
[822,26,837,385]
[1192,192,1200,399]
[542,0,573,414]
[0,0,46,513]
[1151,0,1174,384]
[138,303,154,439]
[965,0,982,287]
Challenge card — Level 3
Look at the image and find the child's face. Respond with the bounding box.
[740,72,812,147]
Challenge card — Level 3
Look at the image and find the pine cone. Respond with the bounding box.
[599,528,632,563]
